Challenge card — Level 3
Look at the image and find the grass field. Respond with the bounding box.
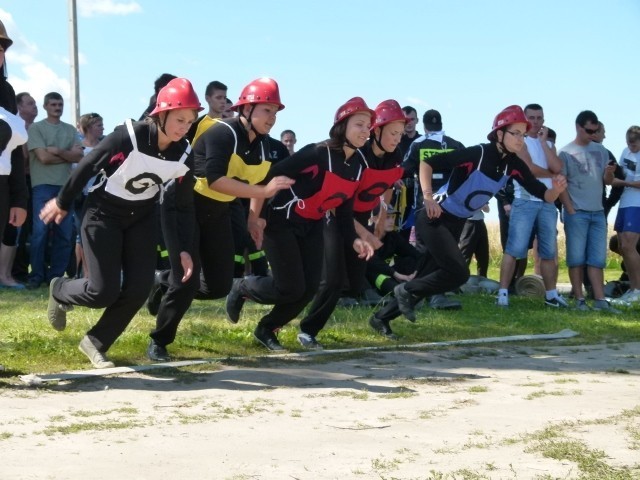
[0,224,635,379]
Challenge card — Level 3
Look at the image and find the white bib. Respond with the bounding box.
[94,119,190,202]
[0,107,28,176]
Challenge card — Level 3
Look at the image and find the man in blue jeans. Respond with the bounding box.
[497,104,567,308]
[27,92,83,288]
[558,110,618,312]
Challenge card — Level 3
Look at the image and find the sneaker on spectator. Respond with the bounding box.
[574,298,591,311]
[545,295,569,308]
[429,294,462,310]
[496,295,509,307]
[592,299,621,314]
[611,289,640,306]
[297,333,323,350]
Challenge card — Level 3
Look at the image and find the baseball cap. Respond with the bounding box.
[423,109,442,131]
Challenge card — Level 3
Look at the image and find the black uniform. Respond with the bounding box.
[301,141,402,337]
[372,142,550,325]
[365,230,420,296]
[52,121,193,352]
[151,116,272,347]
[237,143,360,333]
[400,133,465,243]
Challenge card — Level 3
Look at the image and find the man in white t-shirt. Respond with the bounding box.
[611,126,640,305]
[497,104,567,307]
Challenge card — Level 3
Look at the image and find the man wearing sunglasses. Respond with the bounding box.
[558,110,618,313]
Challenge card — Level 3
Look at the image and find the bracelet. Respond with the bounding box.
[422,190,433,197]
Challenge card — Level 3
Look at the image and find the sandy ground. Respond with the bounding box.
[1,341,639,480]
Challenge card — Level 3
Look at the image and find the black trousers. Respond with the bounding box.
[373,209,469,322]
[458,219,489,277]
[0,175,11,242]
[230,198,268,277]
[52,197,157,352]
[299,215,366,337]
[151,194,233,346]
[242,219,324,331]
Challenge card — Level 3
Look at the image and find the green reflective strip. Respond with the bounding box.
[234,255,245,264]
[375,274,390,290]
[419,148,455,161]
[248,251,266,261]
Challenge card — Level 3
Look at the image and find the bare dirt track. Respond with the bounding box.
[1,341,639,479]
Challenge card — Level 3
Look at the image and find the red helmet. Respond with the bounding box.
[150,78,203,116]
[334,97,375,125]
[231,77,285,111]
[371,99,408,130]
[487,105,531,140]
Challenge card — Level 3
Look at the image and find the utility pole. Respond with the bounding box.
[68,0,80,127]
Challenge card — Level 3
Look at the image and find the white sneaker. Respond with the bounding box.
[78,336,115,369]
[496,295,509,307]
[611,289,640,306]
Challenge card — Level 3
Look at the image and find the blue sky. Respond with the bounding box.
[2,0,639,221]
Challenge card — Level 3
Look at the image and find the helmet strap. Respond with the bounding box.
[496,129,510,156]
[239,104,259,136]
[158,111,168,136]
[373,125,389,154]
[343,138,359,151]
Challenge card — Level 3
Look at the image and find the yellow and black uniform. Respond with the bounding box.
[365,230,420,296]
[150,116,272,348]
[232,135,290,278]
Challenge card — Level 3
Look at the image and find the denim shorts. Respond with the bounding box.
[563,209,607,268]
[614,207,640,234]
[505,199,558,259]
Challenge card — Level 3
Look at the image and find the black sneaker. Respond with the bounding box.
[393,284,417,322]
[253,325,285,351]
[544,295,569,308]
[225,278,246,324]
[146,270,164,316]
[147,340,171,362]
[369,315,397,340]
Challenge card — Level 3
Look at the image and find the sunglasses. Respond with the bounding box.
[583,126,600,135]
